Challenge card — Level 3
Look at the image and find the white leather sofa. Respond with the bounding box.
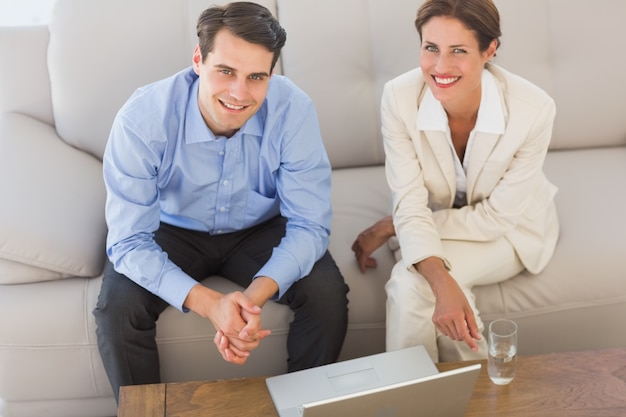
[1,0,625,416]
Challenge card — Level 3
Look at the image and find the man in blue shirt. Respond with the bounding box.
[94,2,349,402]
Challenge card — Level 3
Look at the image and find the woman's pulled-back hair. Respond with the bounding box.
[415,0,501,52]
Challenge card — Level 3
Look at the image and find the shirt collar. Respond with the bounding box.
[184,77,265,144]
[416,69,505,135]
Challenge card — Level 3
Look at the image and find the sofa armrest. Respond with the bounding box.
[0,25,53,125]
[0,113,106,283]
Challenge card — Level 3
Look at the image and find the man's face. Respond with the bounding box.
[193,29,274,137]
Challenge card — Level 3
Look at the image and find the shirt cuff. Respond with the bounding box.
[254,250,303,300]
[156,267,200,312]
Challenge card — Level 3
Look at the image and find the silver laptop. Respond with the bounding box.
[266,345,480,417]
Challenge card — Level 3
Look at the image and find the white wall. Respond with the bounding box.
[0,0,55,26]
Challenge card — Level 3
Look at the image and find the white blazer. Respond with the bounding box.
[383,64,559,274]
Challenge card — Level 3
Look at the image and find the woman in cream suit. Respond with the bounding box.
[352,0,559,362]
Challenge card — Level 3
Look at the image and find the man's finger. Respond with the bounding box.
[223,347,248,365]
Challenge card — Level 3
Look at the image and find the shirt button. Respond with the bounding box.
[220,207,226,212]
[218,150,225,156]
[222,180,229,186]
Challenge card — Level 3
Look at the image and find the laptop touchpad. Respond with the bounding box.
[326,362,379,393]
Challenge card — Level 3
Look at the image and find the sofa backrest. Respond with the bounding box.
[47,0,277,159]
[278,0,420,169]
[493,0,626,151]
[279,0,626,166]
[46,0,626,166]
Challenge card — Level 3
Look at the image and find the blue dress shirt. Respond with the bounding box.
[103,67,332,311]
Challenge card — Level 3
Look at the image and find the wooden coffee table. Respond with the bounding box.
[118,348,626,416]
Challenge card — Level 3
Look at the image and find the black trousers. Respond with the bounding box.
[93,216,349,402]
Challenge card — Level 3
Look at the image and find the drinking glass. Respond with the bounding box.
[488,319,517,385]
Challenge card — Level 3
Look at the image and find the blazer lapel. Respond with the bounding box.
[466,68,509,201]
[465,132,500,198]
[423,130,457,203]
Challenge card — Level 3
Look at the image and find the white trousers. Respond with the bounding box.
[385,237,524,363]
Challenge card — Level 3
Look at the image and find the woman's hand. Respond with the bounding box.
[416,257,481,351]
[351,215,395,273]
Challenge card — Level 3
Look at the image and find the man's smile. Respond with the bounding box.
[219,99,247,110]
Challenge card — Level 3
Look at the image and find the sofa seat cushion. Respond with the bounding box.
[0,113,106,283]
[328,166,394,359]
[476,147,626,352]
[156,276,294,381]
[0,276,112,406]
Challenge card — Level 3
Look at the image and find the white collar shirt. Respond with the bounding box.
[416,69,505,207]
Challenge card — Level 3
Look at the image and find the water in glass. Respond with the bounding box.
[488,342,517,385]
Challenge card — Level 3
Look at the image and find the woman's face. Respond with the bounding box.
[419,16,496,113]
